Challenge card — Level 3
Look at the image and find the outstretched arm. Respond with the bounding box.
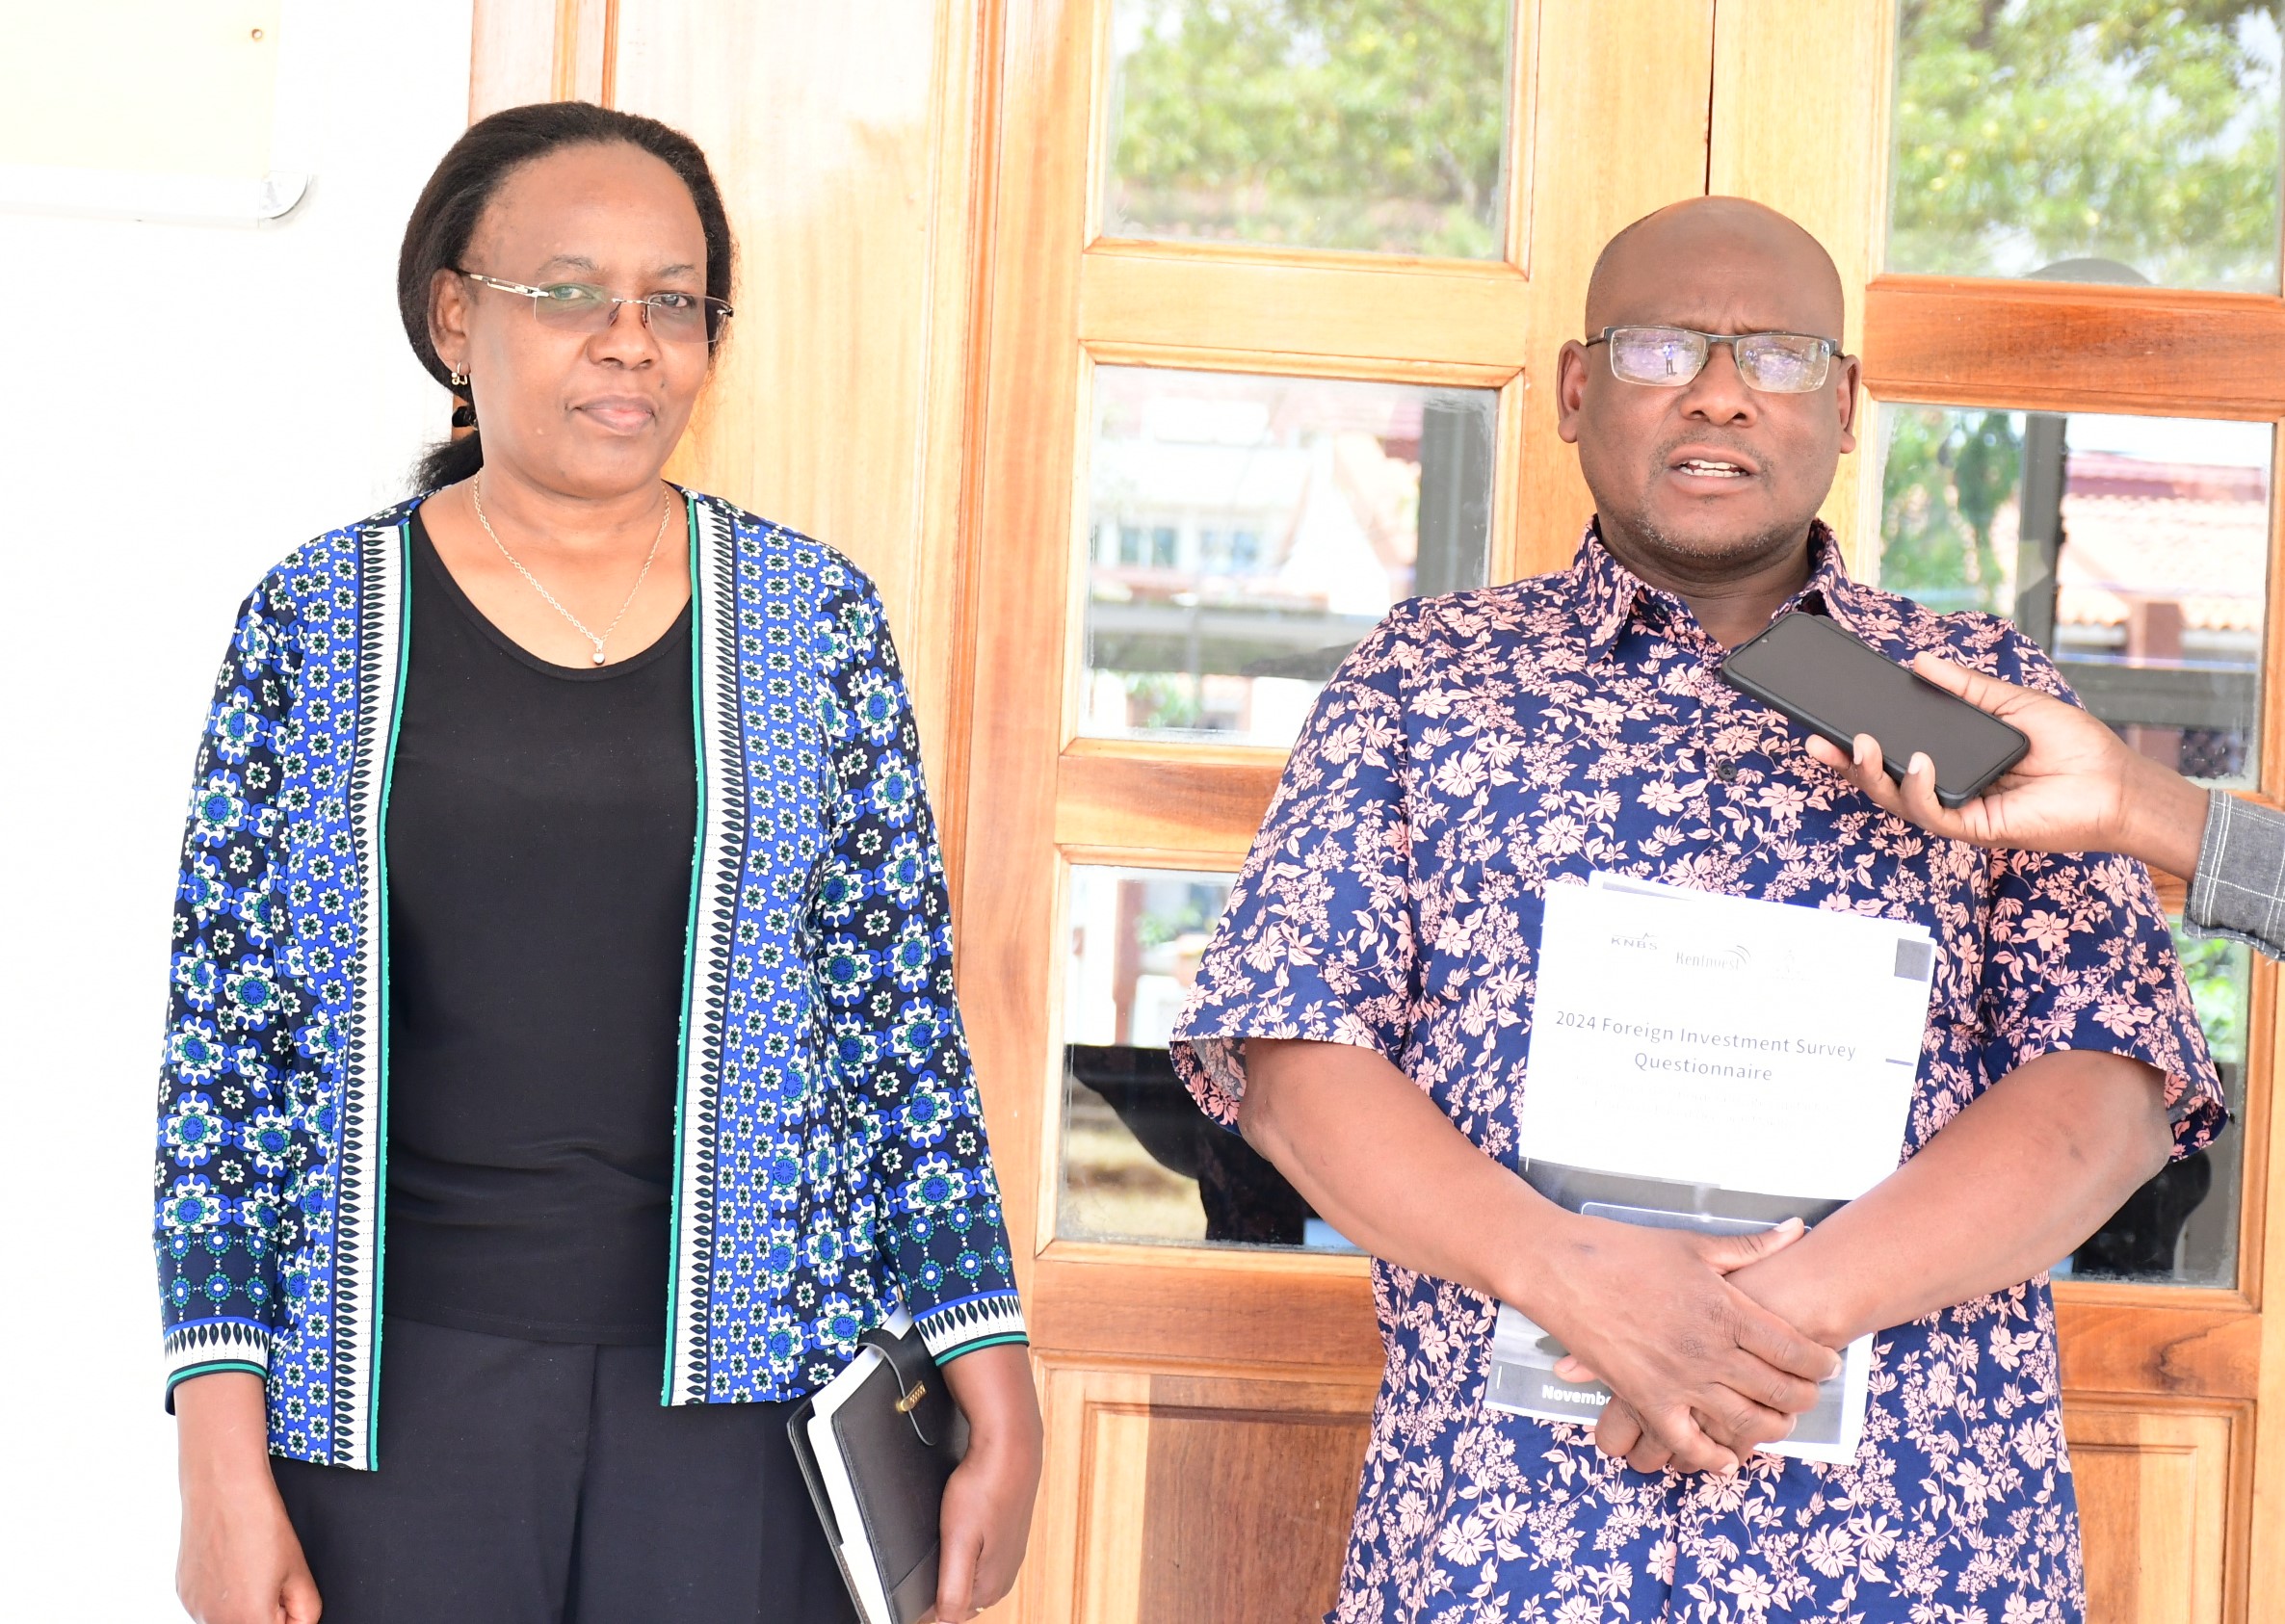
[1240,1038,1842,1475]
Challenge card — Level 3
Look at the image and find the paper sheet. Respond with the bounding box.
[1484,876,1937,1465]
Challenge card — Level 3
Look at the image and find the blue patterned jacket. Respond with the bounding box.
[155,491,1025,1468]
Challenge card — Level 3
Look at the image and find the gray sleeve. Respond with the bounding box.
[2184,790,2285,959]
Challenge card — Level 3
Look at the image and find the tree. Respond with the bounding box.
[1891,0,2282,290]
[1878,407,2023,616]
[1880,4,2277,616]
[1109,0,1510,257]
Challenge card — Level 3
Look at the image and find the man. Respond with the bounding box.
[1812,654,2285,960]
[1169,198,2225,1622]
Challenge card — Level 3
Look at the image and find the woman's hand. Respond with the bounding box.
[932,1344,1042,1622]
[1802,652,2209,877]
[175,1373,321,1624]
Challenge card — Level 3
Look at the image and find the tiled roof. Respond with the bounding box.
[2017,456,2272,633]
[2056,488,2269,632]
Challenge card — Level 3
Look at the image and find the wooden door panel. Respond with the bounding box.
[1028,1249,1381,1369]
[2055,1298,2261,1401]
[1054,748,1284,863]
[1080,248,1532,369]
[1032,1361,1379,1624]
[614,0,986,783]
[2065,1402,2243,1624]
[1864,277,2285,419]
[1138,1400,1370,1624]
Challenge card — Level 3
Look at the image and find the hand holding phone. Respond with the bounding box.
[1720,613,2028,809]
[1801,651,2211,876]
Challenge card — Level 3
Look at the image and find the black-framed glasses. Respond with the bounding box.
[457,269,734,345]
[1585,326,1837,394]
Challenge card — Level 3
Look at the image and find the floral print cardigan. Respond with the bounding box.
[1172,524,2225,1624]
[155,491,1024,1469]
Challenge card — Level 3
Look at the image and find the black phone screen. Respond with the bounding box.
[1720,612,2029,808]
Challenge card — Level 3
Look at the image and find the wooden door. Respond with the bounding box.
[961,4,1724,1619]
[961,2,2281,1619]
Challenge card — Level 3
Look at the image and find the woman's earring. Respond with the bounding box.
[449,368,469,387]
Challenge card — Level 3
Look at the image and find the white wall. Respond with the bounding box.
[0,3,473,1614]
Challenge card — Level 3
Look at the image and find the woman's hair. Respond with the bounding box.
[398,101,736,490]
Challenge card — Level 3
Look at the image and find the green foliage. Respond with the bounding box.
[1135,885,1228,948]
[1892,0,2282,289]
[1879,7,2280,605]
[1112,2,2283,277]
[1877,407,2022,616]
[1109,0,1510,257]
[1121,671,1205,731]
[2174,930,2249,1065]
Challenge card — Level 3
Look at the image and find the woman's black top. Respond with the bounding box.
[381,508,695,1344]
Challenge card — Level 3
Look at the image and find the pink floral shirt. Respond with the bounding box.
[1171,524,2225,1623]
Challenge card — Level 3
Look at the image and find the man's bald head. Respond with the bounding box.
[1555,196,1860,612]
[1585,196,1844,340]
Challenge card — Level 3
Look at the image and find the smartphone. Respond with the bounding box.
[1720,612,2028,809]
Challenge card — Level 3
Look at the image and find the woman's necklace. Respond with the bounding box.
[471,475,674,666]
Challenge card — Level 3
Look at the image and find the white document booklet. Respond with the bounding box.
[1484,873,1938,1464]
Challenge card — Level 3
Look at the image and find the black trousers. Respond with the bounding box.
[271,1318,858,1624]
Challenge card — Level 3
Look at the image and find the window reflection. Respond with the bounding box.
[1875,406,2270,787]
[1059,865,1347,1249]
[1102,0,1514,258]
[1888,1,2284,291]
[2065,927,2247,1289]
[1084,367,1494,747]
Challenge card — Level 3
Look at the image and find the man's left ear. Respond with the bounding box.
[1834,353,1863,455]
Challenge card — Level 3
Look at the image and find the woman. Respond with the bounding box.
[160,101,1039,1624]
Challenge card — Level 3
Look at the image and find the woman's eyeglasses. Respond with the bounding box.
[1586,326,1836,394]
[457,269,733,345]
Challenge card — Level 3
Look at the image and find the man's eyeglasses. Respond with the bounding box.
[457,270,734,345]
[1585,326,1836,394]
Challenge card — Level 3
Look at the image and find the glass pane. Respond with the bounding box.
[1059,864,1355,1249]
[1888,2,2284,290]
[2062,923,2248,1288]
[1103,0,1514,258]
[1083,367,1494,747]
[1874,406,2270,787]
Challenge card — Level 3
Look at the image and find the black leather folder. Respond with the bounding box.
[787,1321,969,1624]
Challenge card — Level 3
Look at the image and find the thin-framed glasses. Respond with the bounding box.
[457,269,734,345]
[1585,326,1836,394]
